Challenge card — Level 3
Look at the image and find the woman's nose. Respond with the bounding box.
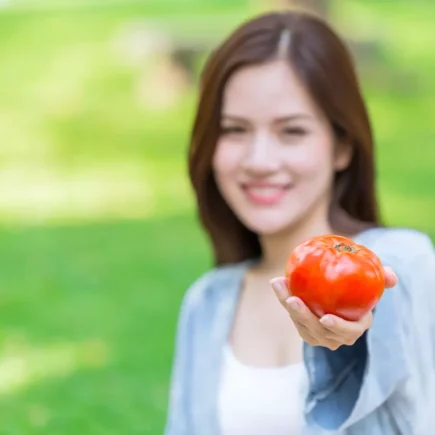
[241,133,280,175]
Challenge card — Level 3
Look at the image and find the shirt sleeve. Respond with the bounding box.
[303,230,435,431]
[163,274,209,435]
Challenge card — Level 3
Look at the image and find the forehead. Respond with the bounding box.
[221,60,321,120]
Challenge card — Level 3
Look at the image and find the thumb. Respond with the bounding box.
[384,266,398,288]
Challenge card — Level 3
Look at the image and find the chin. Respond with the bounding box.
[239,215,297,237]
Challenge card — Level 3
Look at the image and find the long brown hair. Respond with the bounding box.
[188,10,382,266]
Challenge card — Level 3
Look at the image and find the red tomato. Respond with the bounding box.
[285,234,385,321]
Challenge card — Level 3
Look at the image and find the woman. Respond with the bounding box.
[164,10,435,435]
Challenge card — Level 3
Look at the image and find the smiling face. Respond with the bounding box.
[212,60,351,236]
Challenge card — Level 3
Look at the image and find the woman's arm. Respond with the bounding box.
[303,272,410,430]
[316,232,435,432]
[164,275,209,435]
[164,297,191,435]
[272,229,435,432]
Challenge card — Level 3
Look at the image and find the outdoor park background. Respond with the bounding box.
[0,0,434,433]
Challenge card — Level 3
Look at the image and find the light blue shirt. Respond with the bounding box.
[164,227,435,434]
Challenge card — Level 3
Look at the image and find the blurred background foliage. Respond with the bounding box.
[0,0,434,433]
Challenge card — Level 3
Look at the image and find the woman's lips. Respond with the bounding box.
[241,184,291,205]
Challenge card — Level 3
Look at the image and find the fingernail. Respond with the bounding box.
[286,297,300,312]
[270,278,287,298]
[320,316,334,327]
[384,266,397,277]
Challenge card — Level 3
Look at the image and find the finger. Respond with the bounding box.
[285,296,322,332]
[384,266,398,288]
[271,279,330,343]
[291,319,319,345]
[319,310,372,341]
[294,321,342,350]
[270,277,291,305]
[287,301,348,351]
[322,338,344,351]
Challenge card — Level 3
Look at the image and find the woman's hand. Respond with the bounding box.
[270,267,398,350]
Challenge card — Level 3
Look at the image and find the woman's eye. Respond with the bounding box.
[283,127,307,136]
[220,126,246,135]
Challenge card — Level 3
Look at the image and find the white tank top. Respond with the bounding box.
[218,344,307,435]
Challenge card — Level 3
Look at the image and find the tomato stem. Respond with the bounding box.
[334,242,359,253]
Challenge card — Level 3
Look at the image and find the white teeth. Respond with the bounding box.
[246,187,284,195]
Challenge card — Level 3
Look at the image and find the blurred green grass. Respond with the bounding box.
[0,1,434,433]
[0,214,210,434]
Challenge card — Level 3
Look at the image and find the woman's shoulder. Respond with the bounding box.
[178,259,253,317]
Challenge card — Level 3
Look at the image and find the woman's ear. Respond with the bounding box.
[334,138,353,172]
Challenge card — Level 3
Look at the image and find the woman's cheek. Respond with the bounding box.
[213,140,244,174]
[285,138,335,179]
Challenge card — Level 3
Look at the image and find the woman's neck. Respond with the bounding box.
[256,219,333,276]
